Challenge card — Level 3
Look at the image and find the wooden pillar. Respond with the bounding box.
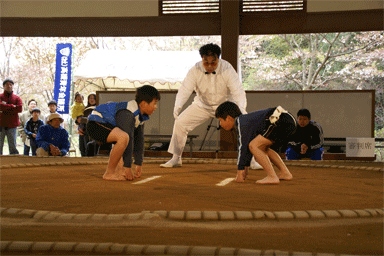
[220,0,240,151]
[220,0,240,72]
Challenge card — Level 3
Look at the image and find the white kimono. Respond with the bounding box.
[169,59,247,156]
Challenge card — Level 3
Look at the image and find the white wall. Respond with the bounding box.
[246,91,373,138]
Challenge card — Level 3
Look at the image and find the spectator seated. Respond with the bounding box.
[36,113,70,157]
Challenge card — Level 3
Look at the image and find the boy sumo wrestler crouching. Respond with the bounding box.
[215,101,297,184]
[87,85,160,181]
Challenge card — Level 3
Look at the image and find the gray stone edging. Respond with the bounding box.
[1,157,383,172]
[0,157,110,169]
[283,161,384,172]
[0,240,360,255]
[1,207,383,222]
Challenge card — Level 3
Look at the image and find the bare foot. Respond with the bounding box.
[134,166,142,178]
[278,173,293,181]
[124,167,135,181]
[116,164,125,178]
[235,170,245,183]
[103,172,126,181]
[256,176,280,184]
[243,167,249,180]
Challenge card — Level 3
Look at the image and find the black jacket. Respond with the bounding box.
[288,120,324,152]
[24,118,44,139]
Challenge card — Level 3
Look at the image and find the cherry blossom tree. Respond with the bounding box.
[241,31,384,91]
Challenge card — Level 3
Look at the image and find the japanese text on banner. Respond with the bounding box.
[53,44,72,114]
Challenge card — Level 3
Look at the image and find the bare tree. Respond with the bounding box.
[278,32,383,90]
[0,37,21,80]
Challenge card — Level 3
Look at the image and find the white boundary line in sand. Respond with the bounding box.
[133,176,161,184]
[216,178,235,186]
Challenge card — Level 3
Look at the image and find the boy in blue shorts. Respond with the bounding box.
[285,108,324,160]
[215,101,297,184]
[87,85,160,181]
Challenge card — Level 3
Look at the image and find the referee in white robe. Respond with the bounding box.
[161,43,262,169]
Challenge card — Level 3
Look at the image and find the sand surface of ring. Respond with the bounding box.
[1,156,383,255]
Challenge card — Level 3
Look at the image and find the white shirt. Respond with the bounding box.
[174,59,247,116]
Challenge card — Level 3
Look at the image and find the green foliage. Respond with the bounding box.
[260,36,291,59]
[374,128,384,161]
[329,60,347,72]
[375,59,384,71]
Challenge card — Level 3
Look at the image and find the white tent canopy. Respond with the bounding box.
[74,50,201,90]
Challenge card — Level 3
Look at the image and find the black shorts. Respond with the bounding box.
[262,112,297,144]
[86,121,115,144]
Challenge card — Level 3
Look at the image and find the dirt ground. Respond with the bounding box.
[1,156,383,255]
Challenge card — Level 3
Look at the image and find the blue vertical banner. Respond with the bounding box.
[53,43,72,114]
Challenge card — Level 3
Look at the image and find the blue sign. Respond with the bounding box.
[53,43,72,114]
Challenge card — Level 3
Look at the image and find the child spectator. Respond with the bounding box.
[215,101,297,185]
[71,92,85,123]
[44,100,64,128]
[86,85,160,181]
[71,92,86,156]
[24,108,44,156]
[285,109,324,160]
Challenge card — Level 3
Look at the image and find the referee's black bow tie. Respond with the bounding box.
[205,71,216,75]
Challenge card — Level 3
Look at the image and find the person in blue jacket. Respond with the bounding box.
[36,113,70,157]
[24,108,44,156]
[87,85,160,181]
[285,108,324,160]
[215,101,297,185]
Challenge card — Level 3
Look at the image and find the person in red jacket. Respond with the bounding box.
[0,79,23,155]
